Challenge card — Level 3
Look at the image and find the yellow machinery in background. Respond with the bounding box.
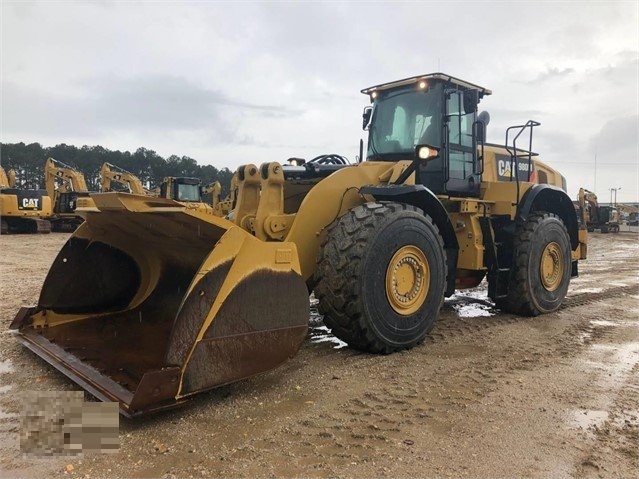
[13,73,586,416]
[204,173,239,217]
[577,188,620,233]
[0,165,52,234]
[44,158,97,231]
[100,162,155,195]
[99,162,214,215]
[156,176,214,215]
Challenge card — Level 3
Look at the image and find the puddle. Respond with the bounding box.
[573,287,604,294]
[581,342,639,392]
[446,285,497,318]
[449,288,489,301]
[309,325,347,349]
[589,319,617,327]
[590,342,639,370]
[453,303,494,318]
[570,409,609,430]
[0,360,14,374]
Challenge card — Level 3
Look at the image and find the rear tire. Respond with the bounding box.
[314,202,446,353]
[497,212,571,316]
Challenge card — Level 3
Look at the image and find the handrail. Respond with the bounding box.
[504,120,540,206]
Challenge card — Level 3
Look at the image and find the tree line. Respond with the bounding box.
[0,142,235,196]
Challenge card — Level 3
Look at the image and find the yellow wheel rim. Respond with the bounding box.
[385,245,430,315]
[540,242,563,291]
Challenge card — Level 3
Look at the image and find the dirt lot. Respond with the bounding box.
[0,231,637,478]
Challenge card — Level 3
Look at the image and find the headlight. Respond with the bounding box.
[417,145,439,160]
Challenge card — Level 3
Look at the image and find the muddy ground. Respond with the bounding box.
[0,231,637,478]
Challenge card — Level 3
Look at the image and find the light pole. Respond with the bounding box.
[609,187,621,206]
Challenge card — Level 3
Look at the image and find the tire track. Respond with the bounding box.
[562,284,639,309]
[426,284,639,345]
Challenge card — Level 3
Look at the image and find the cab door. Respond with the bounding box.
[444,90,480,197]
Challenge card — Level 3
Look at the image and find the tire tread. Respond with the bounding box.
[314,202,445,353]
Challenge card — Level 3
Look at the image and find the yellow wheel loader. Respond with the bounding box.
[12,73,586,416]
[158,176,214,215]
[100,161,216,216]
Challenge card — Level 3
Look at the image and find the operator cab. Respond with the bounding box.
[161,177,203,202]
[362,73,491,197]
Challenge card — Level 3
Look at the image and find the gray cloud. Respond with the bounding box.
[523,67,575,85]
[2,75,301,144]
[589,115,639,161]
[93,75,301,128]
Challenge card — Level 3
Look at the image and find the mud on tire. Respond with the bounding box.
[313,202,446,354]
[497,211,572,316]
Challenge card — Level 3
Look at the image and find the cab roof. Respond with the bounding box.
[361,72,492,97]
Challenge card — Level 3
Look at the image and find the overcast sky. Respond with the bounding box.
[2,1,638,202]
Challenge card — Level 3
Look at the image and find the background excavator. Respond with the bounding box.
[100,162,155,195]
[577,188,620,233]
[12,73,586,417]
[44,158,97,232]
[0,165,52,234]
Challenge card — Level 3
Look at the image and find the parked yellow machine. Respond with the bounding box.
[154,176,214,215]
[206,173,239,217]
[100,162,154,195]
[44,158,97,231]
[577,188,620,233]
[12,73,586,416]
[99,162,214,216]
[0,165,52,234]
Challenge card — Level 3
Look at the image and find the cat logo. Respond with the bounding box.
[497,159,513,178]
[496,155,534,182]
[21,198,39,209]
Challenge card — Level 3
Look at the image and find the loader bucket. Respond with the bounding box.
[10,193,309,417]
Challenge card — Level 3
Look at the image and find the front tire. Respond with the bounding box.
[497,212,571,316]
[314,202,446,353]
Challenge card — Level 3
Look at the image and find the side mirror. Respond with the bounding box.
[362,106,373,130]
[476,110,490,143]
[415,144,440,162]
[463,90,479,113]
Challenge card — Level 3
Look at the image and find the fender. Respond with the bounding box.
[518,184,579,250]
[360,184,459,296]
